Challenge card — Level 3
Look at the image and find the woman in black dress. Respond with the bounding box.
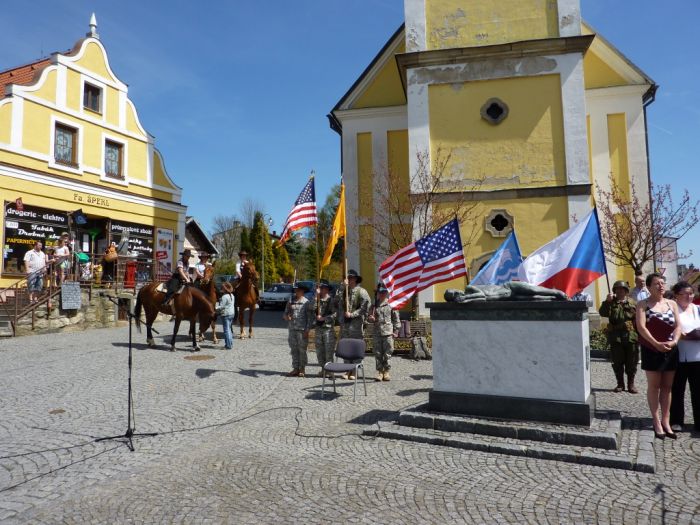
[636,273,682,439]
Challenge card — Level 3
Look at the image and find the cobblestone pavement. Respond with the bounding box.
[1,310,699,524]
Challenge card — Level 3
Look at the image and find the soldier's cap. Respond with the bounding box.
[319,279,331,289]
[377,285,389,294]
[612,280,630,292]
[293,282,310,292]
[347,269,363,283]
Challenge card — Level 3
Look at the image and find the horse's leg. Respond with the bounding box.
[211,318,218,344]
[248,307,255,338]
[171,318,181,352]
[146,308,158,347]
[190,319,200,352]
[238,307,245,339]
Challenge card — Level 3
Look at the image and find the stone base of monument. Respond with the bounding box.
[428,301,594,425]
[364,405,656,472]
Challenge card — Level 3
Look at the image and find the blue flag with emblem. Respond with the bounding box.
[471,231,523,286]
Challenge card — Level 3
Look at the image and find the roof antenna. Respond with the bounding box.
[87,13,99,39]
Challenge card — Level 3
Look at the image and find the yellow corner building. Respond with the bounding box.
[329,0,656,313]
[0,15,186,286]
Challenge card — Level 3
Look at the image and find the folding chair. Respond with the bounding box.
[321,338,367,401]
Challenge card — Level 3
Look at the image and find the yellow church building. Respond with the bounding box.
[0,15,185,286]
[329,0,656,313]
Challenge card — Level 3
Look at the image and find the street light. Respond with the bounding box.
[261,214,273,292]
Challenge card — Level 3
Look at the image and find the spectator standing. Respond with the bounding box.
[102,242,118,287]
[636,273,681,439]
[669,281,700,432]
[54,237,70,285]
[216,281,235,350]
[368,285,401,382]
[630,273,650,303]
[314,280,336,378]
[599,280,638,393]
[283,282,313,377]
[23,241,47,303]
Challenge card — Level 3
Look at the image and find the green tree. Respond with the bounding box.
[303,243,319,281]
[239,227,252,254]
[249,212,277,286]
[274,244,295,283]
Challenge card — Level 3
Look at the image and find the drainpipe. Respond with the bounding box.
[643,84,658,270]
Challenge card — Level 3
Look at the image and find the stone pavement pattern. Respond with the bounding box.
[0,310,699,524]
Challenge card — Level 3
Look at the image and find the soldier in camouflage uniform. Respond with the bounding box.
[368,285,401,381]
[283,282,314,377]
[314,280,337,377]
[337,269,371,379]
[599,280,639,393]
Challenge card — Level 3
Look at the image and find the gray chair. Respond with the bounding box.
[321,338,367,401]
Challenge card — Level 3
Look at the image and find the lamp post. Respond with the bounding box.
[261,215,273,292]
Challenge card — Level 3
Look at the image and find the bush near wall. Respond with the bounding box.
[590,328,609,352]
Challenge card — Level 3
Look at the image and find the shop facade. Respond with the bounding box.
[0,16,186,287]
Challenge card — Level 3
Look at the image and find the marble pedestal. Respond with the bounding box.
[427,301,594,425]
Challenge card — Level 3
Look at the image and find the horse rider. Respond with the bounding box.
[193,252,210,285]
[162,249,192,305]
[234,250,259,297]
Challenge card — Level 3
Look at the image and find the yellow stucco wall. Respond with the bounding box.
[74,42,113,80]
[21,101,51,155]
[387,129,410,215]
[357,132,373,219]
[353,42,406,109]
[66,69,81,112]
[426,0,559,50]
[0,104,12,144]
[359,224,375,284]
[607,113,630,200]
[126,103,143,136]
[428,74,566,190]
[584,49,628,90]
[33,69,56,103]
[105,86,119,126]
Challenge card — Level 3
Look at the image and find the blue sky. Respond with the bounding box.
[2,1,698,265]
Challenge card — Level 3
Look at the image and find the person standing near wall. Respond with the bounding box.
[23,241,47,304]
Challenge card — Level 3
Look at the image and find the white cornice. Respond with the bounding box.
[585,84,649,99]
[52,38,128,91]
[334,105,407,122]
[0,162,186,213]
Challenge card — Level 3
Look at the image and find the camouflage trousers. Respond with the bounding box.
[340,320,364,340]
[610,341,639,375]
[374,335,394,372]
[288,330,308,370]
[315,327,336,367]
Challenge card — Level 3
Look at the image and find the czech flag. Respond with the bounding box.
[517,209,606,297]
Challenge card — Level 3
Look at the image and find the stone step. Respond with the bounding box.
[0,320,14,337]
[398,405,621,450]
[366,421,655,473]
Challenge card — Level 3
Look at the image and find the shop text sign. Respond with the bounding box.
[73,192,110,208]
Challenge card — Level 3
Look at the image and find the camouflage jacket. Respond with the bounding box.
[338,285,371,324]
[285,296,314,332]
[372,299,401,337]
[314,295,336,329]
[599,299,638,343]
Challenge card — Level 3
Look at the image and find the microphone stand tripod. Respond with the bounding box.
[95,292,158,451]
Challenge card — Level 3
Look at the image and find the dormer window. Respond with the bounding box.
[83,83,102,113]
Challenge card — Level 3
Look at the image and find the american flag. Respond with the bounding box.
[379,219,467,308]
[278,177,317,245]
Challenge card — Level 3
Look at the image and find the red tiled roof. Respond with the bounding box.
[0,58,51,98]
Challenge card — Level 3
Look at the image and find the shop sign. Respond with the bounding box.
[111,220,154,259]
[3,202,69,274]
[155,228,173,279]
[73,192,111,208]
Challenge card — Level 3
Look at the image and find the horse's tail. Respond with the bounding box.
[134,289,143,333]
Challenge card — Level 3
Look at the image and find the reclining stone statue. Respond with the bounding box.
[444,282,568,303]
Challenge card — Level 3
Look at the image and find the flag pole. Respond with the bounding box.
[311,171,321,311]
[593,206,611,293]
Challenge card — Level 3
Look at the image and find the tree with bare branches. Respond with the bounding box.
[211,214,242,262]
[596,174,699,274]
[239,198,266,228]
[367,148,483,262]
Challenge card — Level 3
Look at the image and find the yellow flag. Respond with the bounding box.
[321,183,345,270]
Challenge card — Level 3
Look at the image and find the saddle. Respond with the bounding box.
[156,283,185,295]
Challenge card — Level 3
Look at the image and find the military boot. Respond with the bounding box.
[613,366,625,392]
[298,368,306,378]
[627,373,638,394]
[287,368,299,377]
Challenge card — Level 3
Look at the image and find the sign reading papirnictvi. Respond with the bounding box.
[3,202,69,274]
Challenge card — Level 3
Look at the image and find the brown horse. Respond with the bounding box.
[234,262,259,338]
[135,282,216,352]
[197,265,219,344]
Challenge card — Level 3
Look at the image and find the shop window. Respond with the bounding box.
[54,124,77,167]
[83,83,102,113]
[105,140,123,179]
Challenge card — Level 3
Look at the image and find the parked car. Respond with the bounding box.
[213,274,236,295]
[259,283,293,309]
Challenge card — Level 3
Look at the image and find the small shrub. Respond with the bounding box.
[590,328,609,352]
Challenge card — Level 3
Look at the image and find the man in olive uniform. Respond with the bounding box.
[338,269,371,379]
[314,280,337,377]
[599,280,639,393]
[283,282,314,377]
[368,285,401,381]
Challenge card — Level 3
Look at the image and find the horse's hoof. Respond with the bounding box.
[147,339,155,347]
[193,346,201,352]
[170,346,176,352]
